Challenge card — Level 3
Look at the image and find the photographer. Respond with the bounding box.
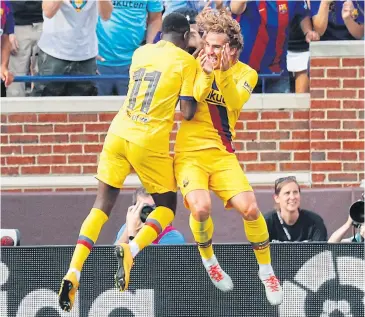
[328,196,364,243]
[114,187,186,245]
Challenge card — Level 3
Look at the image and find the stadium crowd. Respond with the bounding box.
[1,0,364,97]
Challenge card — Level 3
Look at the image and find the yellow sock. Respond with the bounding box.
[69,208,108,272]
[243,213,271,265]
[189,214,214,260]
[133,206,174,251]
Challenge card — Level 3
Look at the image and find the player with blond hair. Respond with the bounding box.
[174,9,283,305]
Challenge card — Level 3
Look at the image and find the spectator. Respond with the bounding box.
[7,1,43,97]
[328,197,364,242]
[1,0,15,97]
[328,216,364,243]
[231,0,319,93]
[96,0,163,96]
[287,0,312,93]
[114,187,185,245]
[311,0,364,41]
[265,176,328,242]
[163,0,227,17]
[32,0,113,97]
[154,8,203,57]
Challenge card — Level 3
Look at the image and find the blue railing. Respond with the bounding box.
[13,73,282,93]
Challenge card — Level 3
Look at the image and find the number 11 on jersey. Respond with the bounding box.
[128,68,162,114]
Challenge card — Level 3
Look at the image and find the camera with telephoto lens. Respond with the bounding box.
[140,204,155,223]
[349,193,364,228]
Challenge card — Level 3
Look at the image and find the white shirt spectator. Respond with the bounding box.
[38,0,97,61]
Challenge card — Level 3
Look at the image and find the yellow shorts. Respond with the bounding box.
[174,148,252,209]
[96,133,176,194]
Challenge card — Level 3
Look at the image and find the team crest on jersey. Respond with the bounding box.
[278,4,287,14]
[183,178,189,188]
[351,8,359,20]
[70,0,87,12]
[243,81,253,94]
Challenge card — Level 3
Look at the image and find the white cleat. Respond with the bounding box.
[203,255,233,292]
[259,272,283,306]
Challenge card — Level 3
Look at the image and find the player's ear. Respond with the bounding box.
[229,46,237,57]
[183,31,190,43]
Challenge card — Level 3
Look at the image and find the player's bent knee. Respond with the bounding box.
[151,191,177,214]
[93,182,120,217]
[189,201,211,221]
[242,202,260,221]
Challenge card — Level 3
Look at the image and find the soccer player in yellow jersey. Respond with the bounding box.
[174,10,283,305]
[58,13,197,312]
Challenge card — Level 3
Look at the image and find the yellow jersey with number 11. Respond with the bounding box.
[109,40,197,154]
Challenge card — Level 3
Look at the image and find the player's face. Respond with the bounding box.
[203,32,229,69]
[187,24,203,53]
[274,182,301,213]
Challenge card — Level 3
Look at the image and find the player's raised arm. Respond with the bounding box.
[230,0,248,15]
[180,55,198,120]
[193,51,214,102]
[215,62,258,112]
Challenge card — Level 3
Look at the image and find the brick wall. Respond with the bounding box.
[1,41,364,191]
[309,45,364,188]
[1,109,310,177]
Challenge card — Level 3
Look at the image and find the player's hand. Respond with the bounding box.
[220,44,231,72]
[305,30,320,43]
[342,0,354,21]
[1,68,14,87]
[126,201,144,236]
[199,49,214,74]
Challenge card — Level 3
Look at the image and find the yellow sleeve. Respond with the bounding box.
[193,58,214,102]
[214,68,258,112]
[180,55,197,101]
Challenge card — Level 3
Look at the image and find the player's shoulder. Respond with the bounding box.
[236,61,258,78]
[174,46,196,63]
[134,43,153,55]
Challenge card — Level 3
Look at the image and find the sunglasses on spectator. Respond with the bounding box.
[274,176,297,188]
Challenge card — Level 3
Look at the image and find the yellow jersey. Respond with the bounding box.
[109,40,197,154]
[175,60,258,153]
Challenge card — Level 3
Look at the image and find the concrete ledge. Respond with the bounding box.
[0,172,311,189]
[310,40,365,57]
[1,94,310,113]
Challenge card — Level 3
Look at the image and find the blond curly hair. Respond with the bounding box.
[196,9,243,51]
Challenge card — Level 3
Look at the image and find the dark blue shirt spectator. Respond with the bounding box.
[232,1,309,74]
[311,0,364,40]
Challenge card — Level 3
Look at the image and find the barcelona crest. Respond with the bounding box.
[278,3,288,14]
[70,0,87,12]
[351,8,359,20]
